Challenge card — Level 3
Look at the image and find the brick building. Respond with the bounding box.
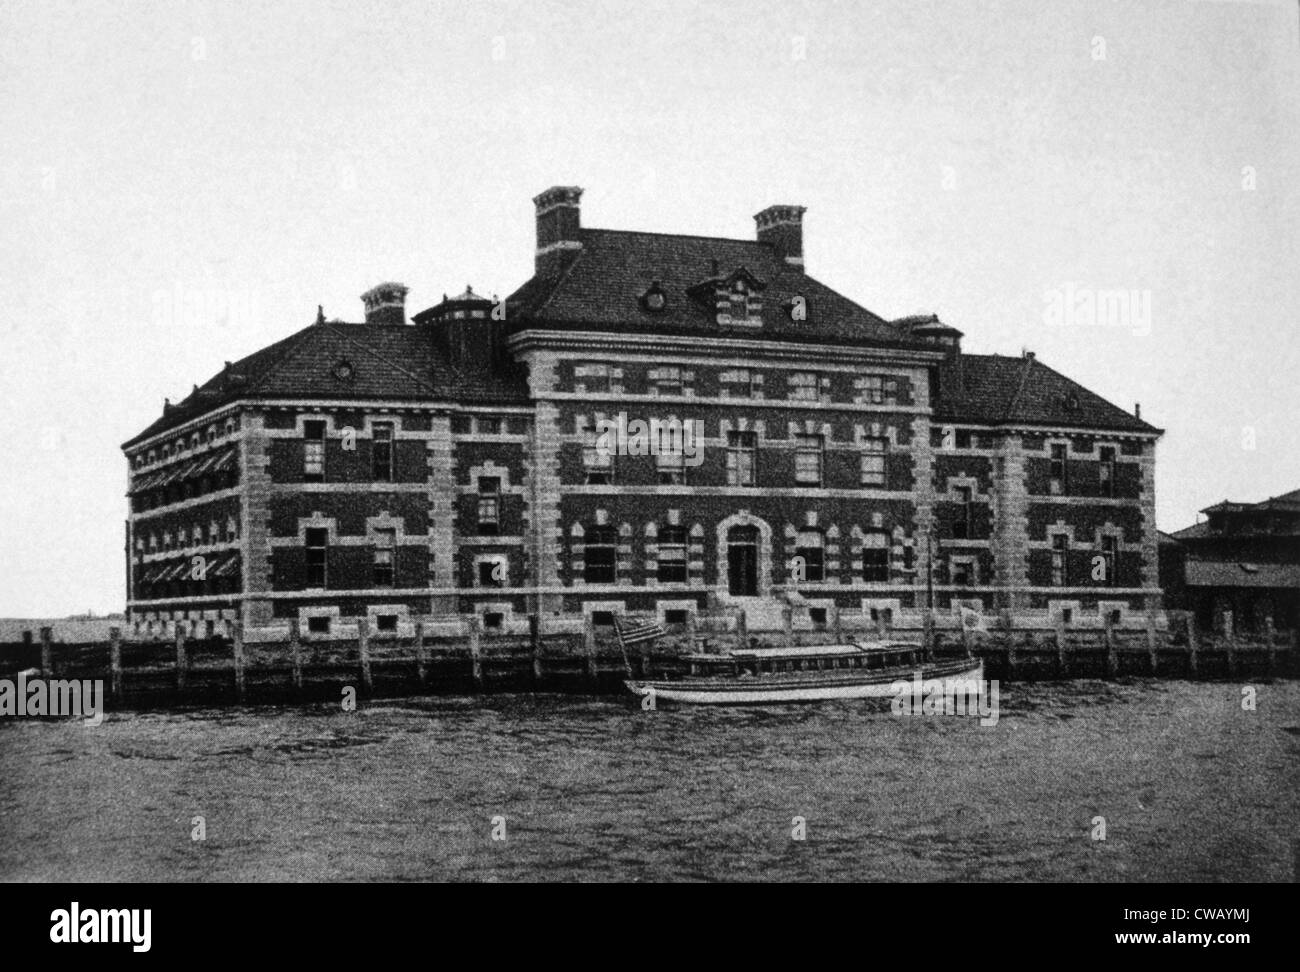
[121,186,1162,637]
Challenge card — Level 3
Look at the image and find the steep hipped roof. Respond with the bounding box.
[124,218,1159,448]
[121,320,528,449]
[932,352,1158,434]
[506,227,926,349]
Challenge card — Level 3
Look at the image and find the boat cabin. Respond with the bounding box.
[686,643,922,677]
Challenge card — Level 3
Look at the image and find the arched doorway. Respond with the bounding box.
[726,525,760,596]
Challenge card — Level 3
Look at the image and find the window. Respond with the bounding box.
[795,530,825,582]
[583,442,614,485]
[862,532,889,582]
[477,416,502,435]
[577,364,611,394]
[720,368,762,398]
[726,430,757,486]
[304,420,326,481]
[809,608,828,629]
[227,516,239,541]
[372,422,393,480]
[728,280,750,321]
[1049,444,1068,495]
[478,559,506,588]
[652,367,683,397]
[1099,446,1115,498]
[951,559,974,587]
[1100,536,1118,587]
[861,375,885,404]
[306,616,330,635]
[1051,535,1068,587]
[665,609,690,625]
[583,526,617,584]
[952,486,973,539]
[955,429,972,449]
[305,527,328,586]
[206,425,216,444]
[476,477,500,535]
[860,436,887,487]
[789,371,820,401]
[656,427,686,484]
[376,614,398,633]
[373,528,395,587]
[794,434,823,486]
[657,525,688,583]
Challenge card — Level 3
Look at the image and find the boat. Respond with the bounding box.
[624,642,983,705]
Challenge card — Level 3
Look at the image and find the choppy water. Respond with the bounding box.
[1,680,1296,882]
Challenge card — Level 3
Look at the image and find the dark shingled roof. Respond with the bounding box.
[932,353,1158,434]
[506,228,926,349]
[122,320,529,448]
[124,223,1159,448]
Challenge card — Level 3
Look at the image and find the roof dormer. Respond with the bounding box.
[689,266,766,327]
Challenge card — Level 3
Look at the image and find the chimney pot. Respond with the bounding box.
[754,204,807,268]
[360,282,409,325]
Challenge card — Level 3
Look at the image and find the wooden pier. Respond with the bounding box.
[1,609,1295,709]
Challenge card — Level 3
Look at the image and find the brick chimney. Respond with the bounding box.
[360,282,409,324]
[533,186,584,276]
[754,204,807,268]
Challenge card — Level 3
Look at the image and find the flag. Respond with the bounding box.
[614,615,666,648]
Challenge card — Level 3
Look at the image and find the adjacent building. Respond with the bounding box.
[1160,489,1300,633]
[121,186,1162,637]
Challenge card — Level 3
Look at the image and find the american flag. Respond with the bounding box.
[614,615,666,648]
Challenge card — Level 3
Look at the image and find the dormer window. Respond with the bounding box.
[729,280,750,322]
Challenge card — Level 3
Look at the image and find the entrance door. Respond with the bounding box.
[727,525,759,596]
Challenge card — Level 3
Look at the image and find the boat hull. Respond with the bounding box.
[626,658,984,705]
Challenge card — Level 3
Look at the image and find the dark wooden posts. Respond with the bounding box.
[232,622,245,701]
[109,626,123,700]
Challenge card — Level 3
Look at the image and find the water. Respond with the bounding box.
[1,680,1296,882]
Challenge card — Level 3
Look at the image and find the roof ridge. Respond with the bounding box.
[583,226,767,246]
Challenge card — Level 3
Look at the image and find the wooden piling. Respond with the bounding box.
[109,626,123,700]
[175,625,187,692]
[289,619,302,691]
[782,607,794,646]
[922,609,934,662]
[1001,610,1015,674]
[832,604,844,645]
[39,626,52,677]
[232,622,245,701]
[415,620,428,685]
[735,609,748,650]
[1103,613,1116,677]
[960,616,973,659]
[1264,617,1276,676]
[1188,618,1200,677]
[1054,615,1068,677]
[1145,609,1158,676]
[1223,611,1237,677]
[358,617,373,692]
[529,614,543,682]
[469,617,484,688]
[582,616,598,681]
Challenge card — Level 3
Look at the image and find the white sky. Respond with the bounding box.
[1,0,1298,616]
